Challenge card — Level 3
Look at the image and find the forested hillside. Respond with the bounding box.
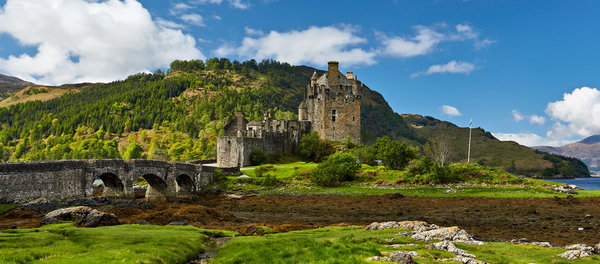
[0,58,588,177]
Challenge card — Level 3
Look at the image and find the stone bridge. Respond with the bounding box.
[0,159,235,203]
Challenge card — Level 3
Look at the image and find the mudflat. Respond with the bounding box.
[2,195,599,246]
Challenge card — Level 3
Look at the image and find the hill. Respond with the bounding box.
[535,135,600,175]
[0,58,588,178]
[403,114,589,178]
[0,74,34,100]
[0,83,98,108]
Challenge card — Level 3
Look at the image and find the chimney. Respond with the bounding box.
[346,72,354,80]
[327,61,339,88]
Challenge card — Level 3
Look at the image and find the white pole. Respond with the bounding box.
[467,119,472,163]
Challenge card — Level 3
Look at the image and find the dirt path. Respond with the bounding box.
[2,195,600,246]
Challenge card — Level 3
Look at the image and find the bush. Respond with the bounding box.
[310,152,360,186]
[299,132,335,162]
[372,137,418,170]
[254,165,274,177]
[352,146,376,165]
[249,150,268,166]
[406,157,459,184]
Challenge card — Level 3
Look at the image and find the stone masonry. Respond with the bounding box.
[0,159,215,203]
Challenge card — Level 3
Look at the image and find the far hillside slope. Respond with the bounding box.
[535,135,600,175]
[403,114,590,178]
[0,83,99,108]
[0,74,34,99]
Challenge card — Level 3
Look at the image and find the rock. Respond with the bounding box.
[365,221,438,232]
[42,206,119,227]
[593,243,600,254]
[446,256,489,264]
[389,244,415,248]
[427,241,475,257]
[389,251,417,263]
[42,206,93,224]
[557,249,593,259]
[79,209,119,227]
[411,226,478,244]
[238,175,250,178]
[168,221,189,226]
[133,220,151,225]
[367,256,389,262]
[564,244,593,251]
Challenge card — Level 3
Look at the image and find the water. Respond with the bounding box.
[546,177,600,190]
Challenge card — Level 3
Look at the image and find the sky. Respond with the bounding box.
[0,0,599,147]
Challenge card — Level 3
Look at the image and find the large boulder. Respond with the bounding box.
[389,251,417,264]
[42,206,119,227]
[42,206,93,224]
[365,221,439,232]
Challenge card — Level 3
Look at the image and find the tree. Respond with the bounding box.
[299,132,334,162]
[310,152,361,186]
[423,134,452,166]
[372,137,418,170]
[123,142,144,159]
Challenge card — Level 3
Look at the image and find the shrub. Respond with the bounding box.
[406,157,459,184]
[310,152,360,186]
[299,132,335,162]
[352,146,376,165]
[254,165,274,177]
[372,137,418,170]
[256,174,279,186]
[249,150,268,166]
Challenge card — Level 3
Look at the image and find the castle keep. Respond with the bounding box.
[217,62,362,167]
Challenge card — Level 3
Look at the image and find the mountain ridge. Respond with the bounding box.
[534,135,600,175]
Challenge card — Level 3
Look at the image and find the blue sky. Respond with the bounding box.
[1,0,600,147]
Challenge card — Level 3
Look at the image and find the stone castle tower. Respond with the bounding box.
[298,61,362,143]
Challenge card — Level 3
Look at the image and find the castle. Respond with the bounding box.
[216,61,362,167]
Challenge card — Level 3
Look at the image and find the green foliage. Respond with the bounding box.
[123,142,144,159]
[449,163,527,184]
[0,223,225,264]
[351,146,376,165]
[249,150,268,166]
[254,164,274,177]
[372,136,418,170]
[299,131,334,162]
[23,87,48,95]
[310,152,360,186]
[256,174,280,186]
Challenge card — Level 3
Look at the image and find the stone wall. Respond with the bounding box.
[217,130,305,167]
[0,159,218,203]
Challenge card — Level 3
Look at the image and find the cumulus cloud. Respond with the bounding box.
[215,25,377,66]
[512,110,524,122]
[180,13,205,26]
[440,105,462,117]
[529,115,546,125]
[0,0,203,85]
[545,87,600,138]
[380,24,491,58]
[411,60,475,77]
[244,27,264,36]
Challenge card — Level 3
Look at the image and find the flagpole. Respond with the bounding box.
[467,119,472,163]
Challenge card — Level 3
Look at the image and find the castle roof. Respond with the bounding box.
[247,120,263,126]
[316,71,353,87]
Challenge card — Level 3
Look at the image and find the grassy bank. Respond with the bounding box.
[0,204,17,213]
[213,226,600,264]
[223,162,600,198]
[0,223,236,264]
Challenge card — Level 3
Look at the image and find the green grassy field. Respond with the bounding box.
[223,162,600,198]
[0,204,17,213]
[0,223,236,264]
[213,226,600,264]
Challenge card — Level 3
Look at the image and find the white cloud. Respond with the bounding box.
[192,0,250,9]
[155,18,186,29]
[169,2,193,15]
[512,110,524,122]
[493,132,575,147]
[212,15,222,21]
[440,105,462,117]
[244,27,264,36]
[380,24,492,58]
[216,25,377,67]
[180,13,205,26]
[529,115,546,125]
[545,87,600,138]
[412,60,475,77]
[380,26,444,57]
[0,0,202,85]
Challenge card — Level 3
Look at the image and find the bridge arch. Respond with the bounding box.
[139,173,168,201]
[94,172,124,197]
[175,174,195,198]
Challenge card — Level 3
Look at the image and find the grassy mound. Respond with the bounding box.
[0,223,235,264]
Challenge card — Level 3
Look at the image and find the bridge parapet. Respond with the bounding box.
[0,159,220,203]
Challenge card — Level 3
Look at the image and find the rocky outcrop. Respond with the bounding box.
[42,206,119,227]
[557,244,595,259]
[365,221,484,245]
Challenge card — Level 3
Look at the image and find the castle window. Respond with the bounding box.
[332,109,337,122]
[353,116,355,122]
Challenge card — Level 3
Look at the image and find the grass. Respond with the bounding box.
[223,162,600,198]
[0,204,17,213]
[212,226,600,264]
[0,223,237,264]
